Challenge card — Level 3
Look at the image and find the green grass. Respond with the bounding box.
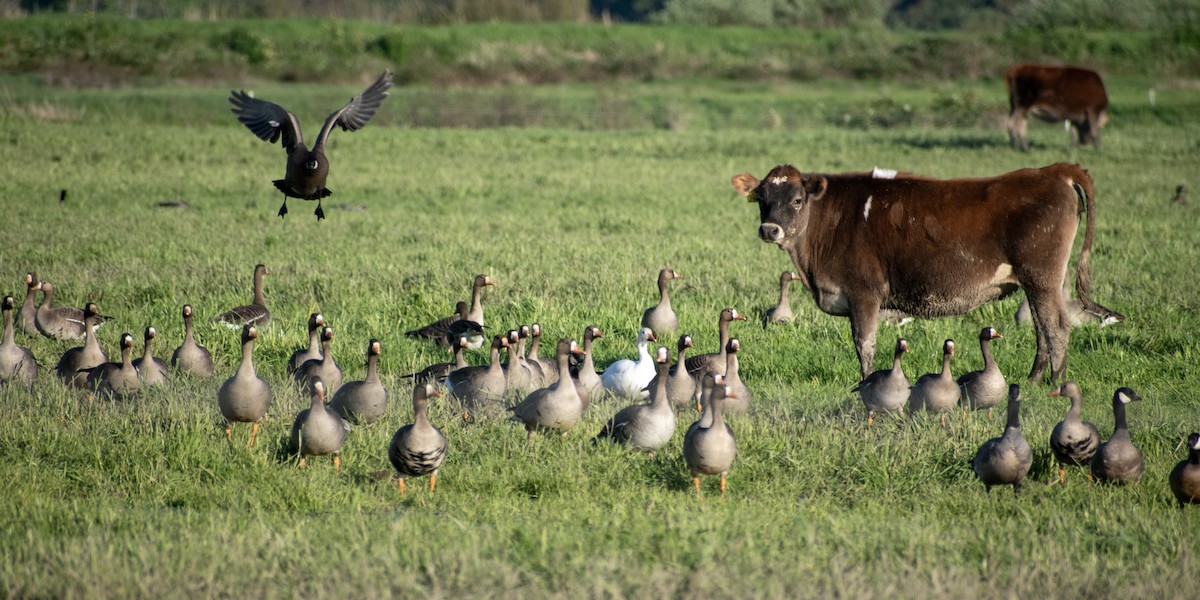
[1,73,1199,597]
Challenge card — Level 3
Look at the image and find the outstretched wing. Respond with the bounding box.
[229,90,304,153]
[314,70,393,150]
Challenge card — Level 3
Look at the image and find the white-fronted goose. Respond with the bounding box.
[402,335,469,384]
[641,268,683,336]
[594,346,676,451]
[688,373,735,438]
[55,303,106,388]
[331,338,387,425]
[685,308,746,384]
[763,271,801,326]
[854,338,910,425]
[721,338,752,414]
[571,325,603,411]
[649,334,696,411]
[509,338,586,443]
[464,274,494,326]
[601,327,657,398]
[291,380,347,473]
[503,329,535,396]
[294,326,343,392]
[36,281,103,341]
[1170,432,1200,508]
[909,339,960,422]
[389,382,449,496]
[446,334,510,409]
[16,273,40,336]
[405,301,484,350]
[287,312,326,375]
[1048,381,1101,485]
[972,384,1033,494]
[170,304,214,377]
[87,332,139,399]
[215,264,270,330]
[515,325,546,387]
[229,70,393,220]
[132,326,168,386]
[217,325,273,447]
[958,327,1006,417]
[527,323,559,385]
[683,376,738,497]
[1,295,38,388]
[1091,387,1145,485]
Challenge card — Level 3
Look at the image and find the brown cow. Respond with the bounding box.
[1006,63,1109,151]
[731,163,1122,383]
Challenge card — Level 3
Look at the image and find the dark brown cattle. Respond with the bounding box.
[731,163,1122,383]
[1006,63,1109,151]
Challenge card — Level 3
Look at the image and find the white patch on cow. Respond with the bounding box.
[863,196,873,221]
[770,176,788,185]
[871,167,897,179]
[989,263,1017,286]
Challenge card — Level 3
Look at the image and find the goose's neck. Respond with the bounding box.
[41,287,55,310]
[676,345,689,366]
[22,287,37,313]
[556,349,571,381]
[582,336,595,370]
[469,285,484,324]
[710,392,726,429]
[891,350,904,376]
[121,346,134,368]
[651,362,669,408]
[528,336,541,361]
[1189,447,1200,466]
[1112,398,1129,433]
[238,339,256,376]
[726,354,740,382]
[940,350,952,377]
[453,345,468,369]
[365,353,379,383]
[307,328,322,355]
[320,340,333,365]
[487,346,502,374]
[1066,395,1083,421]
[253,273,266,306]
[413,397,430,427]
[83,317,101,352]
[981,338,996,369]
[636,341,652,363]
[310,392,326,412]
[658,279,671,305]
[778,278,791,304]
[142,340,154,362]
[1006,399,1021,430]
[2,309,13,344]
[183,315,195,344]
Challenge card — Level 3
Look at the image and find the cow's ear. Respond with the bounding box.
[731,173,760,200]
[804,176,828,202]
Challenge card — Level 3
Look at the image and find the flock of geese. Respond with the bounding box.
[2,264,1198,505]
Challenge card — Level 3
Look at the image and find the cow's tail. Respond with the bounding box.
[1072,170,1125,324]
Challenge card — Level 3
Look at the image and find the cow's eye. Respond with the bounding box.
[790,192,804,205]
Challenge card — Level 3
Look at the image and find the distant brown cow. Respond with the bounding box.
[731,163,1122,383]
[1006,63,1109,151]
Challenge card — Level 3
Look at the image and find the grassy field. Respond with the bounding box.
[1,71,1199,598]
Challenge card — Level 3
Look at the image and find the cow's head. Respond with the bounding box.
[731,164,826,246]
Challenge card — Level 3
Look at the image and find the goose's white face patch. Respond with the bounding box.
[871,167,897,179]
[863,195,873,221]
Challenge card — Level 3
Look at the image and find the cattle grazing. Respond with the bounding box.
[731,163,1122,384]
[1005,63,1109,151]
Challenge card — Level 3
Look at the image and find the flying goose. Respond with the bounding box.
[1048,381,1101,485]
[854,338,910,425]
[641,268,683,336]
[0,295,38,389]
[763,271,802,326]
[331,338,388,425]
[1090,387,1145,485]
[972,384,1033,494]
[389,382,449,496]
[170,304,214,377]
[217,325,273,447]
[214,264,270,330]
[958,327,1005,418]
[54,303,106,388]
[601,327,657,398]
[291,380,347,473]
[229,70,393,220]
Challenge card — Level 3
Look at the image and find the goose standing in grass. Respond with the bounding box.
[389,382,448,496]
[331,338,387,425]
[721,339,753,414]
[402,335,469,385]
[86,332,139,399]
[0,295,38,388]
[217,325,273,447]
[1048,381,1101,485]
[287,313,326,375]
[170,304,214,377]
[763,271,802,326]
[909,339,959,422]
[515,325,546,386]
[594,346,676,451]
[132,326,168,387]
[503,329,535,396]
[685,308,745,384]
[509,338,585,443]
[527,323,559,385]
[229,69,393,220]
[291,380,347,473]
[447,334,510,409]
[641,268,683,336]
[214,264,270,330]
[572,325,604,406]
[650,334,696,412]
[55,303,106,389]
[854,338,910,425]
[683,376,737,498]
[958,327,1005,418]
[972,384,1033,494]
[294,326,343,392]
[16,273,41,336]
[601,327,657,398]
[36,281,103,341]
[1091,387,1145,485]
[1170,432,1200,508]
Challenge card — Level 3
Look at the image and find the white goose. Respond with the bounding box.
[601,327,657,398]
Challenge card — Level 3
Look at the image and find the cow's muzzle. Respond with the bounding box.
[759,223,785,244]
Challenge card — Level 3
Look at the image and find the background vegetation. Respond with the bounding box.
[1,9,1199,600]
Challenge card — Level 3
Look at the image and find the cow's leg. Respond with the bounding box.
[849,301,882,381]
[1025,283,1071,383]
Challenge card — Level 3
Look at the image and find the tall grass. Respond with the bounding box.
[0,76,1198,597]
